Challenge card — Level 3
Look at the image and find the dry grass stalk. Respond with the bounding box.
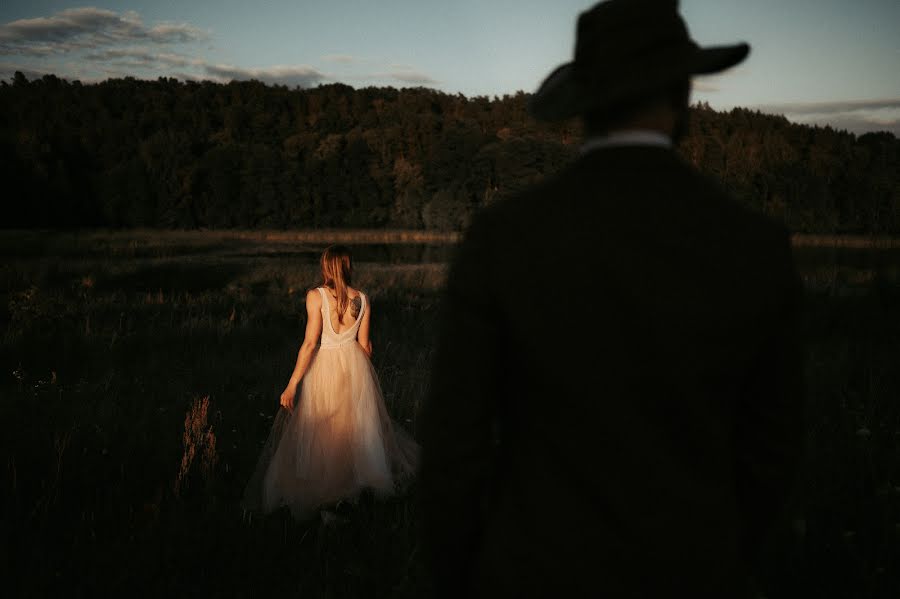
[174,395,218,497]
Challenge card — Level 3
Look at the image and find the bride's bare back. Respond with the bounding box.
[323,286,362,334]
[319,285,372,357]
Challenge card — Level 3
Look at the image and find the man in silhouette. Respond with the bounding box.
[420,1,805,597]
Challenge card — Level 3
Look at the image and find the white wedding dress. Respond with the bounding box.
[243,287,418,519]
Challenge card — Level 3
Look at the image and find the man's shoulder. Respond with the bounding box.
[470,158,582,227]
[642,149,790,241]
[691,166,790,243]
[461,176,556,240]
[466,145,790,246]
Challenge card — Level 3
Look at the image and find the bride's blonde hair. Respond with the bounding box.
[320,245,353,323]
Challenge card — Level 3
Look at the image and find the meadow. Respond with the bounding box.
[2,229,898,598]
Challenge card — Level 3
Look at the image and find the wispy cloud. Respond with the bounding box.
[203,63,327,87]
[0,7,208,55]
[349,63,439,86]
[384,69,438,85]
[756,98,900,136]
[324,55,439,85]
[84,47,205,69]
[757,98,900,116]
[148,23,207,45]
[691,81,719,93]
[321,54,358,64]
[0,61,50,80]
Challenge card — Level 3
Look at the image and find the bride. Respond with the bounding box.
[243,245,418,520]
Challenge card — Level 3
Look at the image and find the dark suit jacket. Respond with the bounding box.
[420,145,805,598]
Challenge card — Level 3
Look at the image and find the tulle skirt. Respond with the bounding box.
[243,341,419,520]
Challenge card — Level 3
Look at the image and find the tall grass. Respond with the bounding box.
[2,234,442,598]
[1,231,897,598]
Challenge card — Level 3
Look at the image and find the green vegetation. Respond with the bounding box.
[2,230,898,598]
[2,72,898,233]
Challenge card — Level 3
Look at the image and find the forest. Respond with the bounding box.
[2,71,898,234]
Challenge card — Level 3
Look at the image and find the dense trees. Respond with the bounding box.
[2,73,897,233]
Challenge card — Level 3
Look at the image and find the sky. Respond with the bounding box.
[1,0,898,136]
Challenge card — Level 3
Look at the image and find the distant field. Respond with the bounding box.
[0,228,459,258]
[4,229,898,304]
[2,230,899,598]
[3,227,897,249]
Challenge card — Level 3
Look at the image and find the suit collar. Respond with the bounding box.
[580,129,672,155]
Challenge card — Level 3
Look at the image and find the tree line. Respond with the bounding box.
[2,72,897,233]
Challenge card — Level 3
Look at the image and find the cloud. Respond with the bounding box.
[0,62,50,81]
[385,69,438,85]
[756,98,900,116]
[0,7,218,85]
[812,115,900,138]
[321,54,357,64]
[156,52,206,68]
[1,10,441,91]
[351,64,439,86]
[148,23,208,45]
[203,63,327,87]
[84,47,204,69]
[171,71,211,83]
[84,47,161,67]
[382,63,439,85]
[756,98,900,136]
[691,81,719,93]
[0,7,208,55]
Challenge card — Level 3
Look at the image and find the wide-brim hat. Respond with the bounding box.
[529,0,749,121]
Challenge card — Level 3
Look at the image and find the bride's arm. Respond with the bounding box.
[357,295,373,357]
[279,289,323,410]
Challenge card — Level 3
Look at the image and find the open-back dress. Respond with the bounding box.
[243,287,419,519]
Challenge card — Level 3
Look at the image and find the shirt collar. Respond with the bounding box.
[580,129,673,155]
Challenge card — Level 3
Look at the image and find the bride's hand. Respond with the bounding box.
[280,385,296,410]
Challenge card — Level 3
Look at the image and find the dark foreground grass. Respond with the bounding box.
[1,231,898,598]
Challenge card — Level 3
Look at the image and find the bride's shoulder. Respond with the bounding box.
[305,287,323,304]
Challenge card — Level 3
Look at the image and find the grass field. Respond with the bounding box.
[2,230,898,598]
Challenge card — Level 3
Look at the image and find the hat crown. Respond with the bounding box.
[574,0,694,68]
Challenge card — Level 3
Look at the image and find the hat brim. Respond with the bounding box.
[529,42,750,122]
[690,43,750,75]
